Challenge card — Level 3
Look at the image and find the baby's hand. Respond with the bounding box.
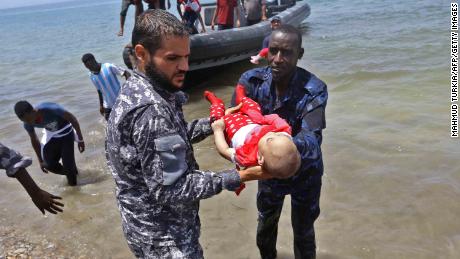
[225,103,242,115]
[211,119,225,132]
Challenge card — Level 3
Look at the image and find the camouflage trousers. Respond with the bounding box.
[127,239,204,259]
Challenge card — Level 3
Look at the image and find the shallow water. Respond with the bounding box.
[0,0,458,258]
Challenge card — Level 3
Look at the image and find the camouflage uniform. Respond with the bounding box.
[0,142,32,177]
[106,71,242,259]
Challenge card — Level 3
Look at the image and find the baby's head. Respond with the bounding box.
[257,132,301,179]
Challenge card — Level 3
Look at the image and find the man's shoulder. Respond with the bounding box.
[241,67,270,83]
[295,67,327,96]
[102,63,119,73]
[36,102,63,111]
[115,74,170,118]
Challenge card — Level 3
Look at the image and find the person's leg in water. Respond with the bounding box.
[42,137,66,175]
[256,180,286,259]
[59,132,78,186]
[291,173,322,259]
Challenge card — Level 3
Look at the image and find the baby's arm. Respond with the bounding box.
[211,119,234,161]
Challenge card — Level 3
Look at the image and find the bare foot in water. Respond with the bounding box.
[117,30,123,37]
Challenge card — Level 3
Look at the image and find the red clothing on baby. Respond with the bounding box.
[207,85,291,167]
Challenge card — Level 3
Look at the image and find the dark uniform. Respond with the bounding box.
[234,66,328,259]
[106,71,242,258]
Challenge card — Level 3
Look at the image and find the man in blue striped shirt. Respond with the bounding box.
[82,53,130,120]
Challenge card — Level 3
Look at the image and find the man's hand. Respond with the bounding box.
[31,189,64,215]
[39,162,48,174]
[211,21,215,30]
[201,28,206,33]
[236,20,240,28]
[239,166,273,182]
[211,119,225,132]
[78,141,85,153]
[225,103,243,115]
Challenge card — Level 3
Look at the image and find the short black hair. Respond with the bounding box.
[272,24,302,49]
[132,9,189,55]
[81,53,95,63]
[14,101,33,118]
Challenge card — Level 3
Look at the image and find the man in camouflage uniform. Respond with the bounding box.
[0,142,64,214]
[106,10,271,258]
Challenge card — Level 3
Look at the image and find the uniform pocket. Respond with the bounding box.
[154,135,188,185]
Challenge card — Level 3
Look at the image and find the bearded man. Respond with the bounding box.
[105,10,271,259]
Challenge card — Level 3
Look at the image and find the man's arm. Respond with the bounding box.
[292,90,328,169]
[62,111,85,153]
[186,117,213,144]
[198,13,206,33]
[97,90,104,116]
[235,3,241,27]
[211,5,219,30]
[0,143,64,214]
[112,64,130,80]
[26,130,47,173]
[261,0,267,20]
[15,168,64,214]
[132,107,271,205]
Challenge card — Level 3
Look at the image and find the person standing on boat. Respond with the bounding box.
[106,10,271,258]
[243,0,266,26]
[177,0,206,34]
[144,0,171,10]
[0,142,64,214]
[250,15,281,64]
[81,53,130,121]
[118,0,144,36]
[211,0,241,30]
[234,24,328,259]
[14,101,85,186]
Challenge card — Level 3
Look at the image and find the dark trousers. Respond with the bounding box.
[184,11,199,34]
[42,131,78,186]
[246,18,261,26]
[256,172,322,259]
[218,24,233,30]
[147,0,166,10]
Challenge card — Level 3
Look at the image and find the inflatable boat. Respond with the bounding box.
[189,0,310,71]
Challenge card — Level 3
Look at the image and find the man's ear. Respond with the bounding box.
[298,47,304,60]
[134,44,148,71]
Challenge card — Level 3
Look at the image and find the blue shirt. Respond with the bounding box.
[90,63,125,108]
[24,102,70,133]
[234,66,328,178]
[262,34,270,49]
